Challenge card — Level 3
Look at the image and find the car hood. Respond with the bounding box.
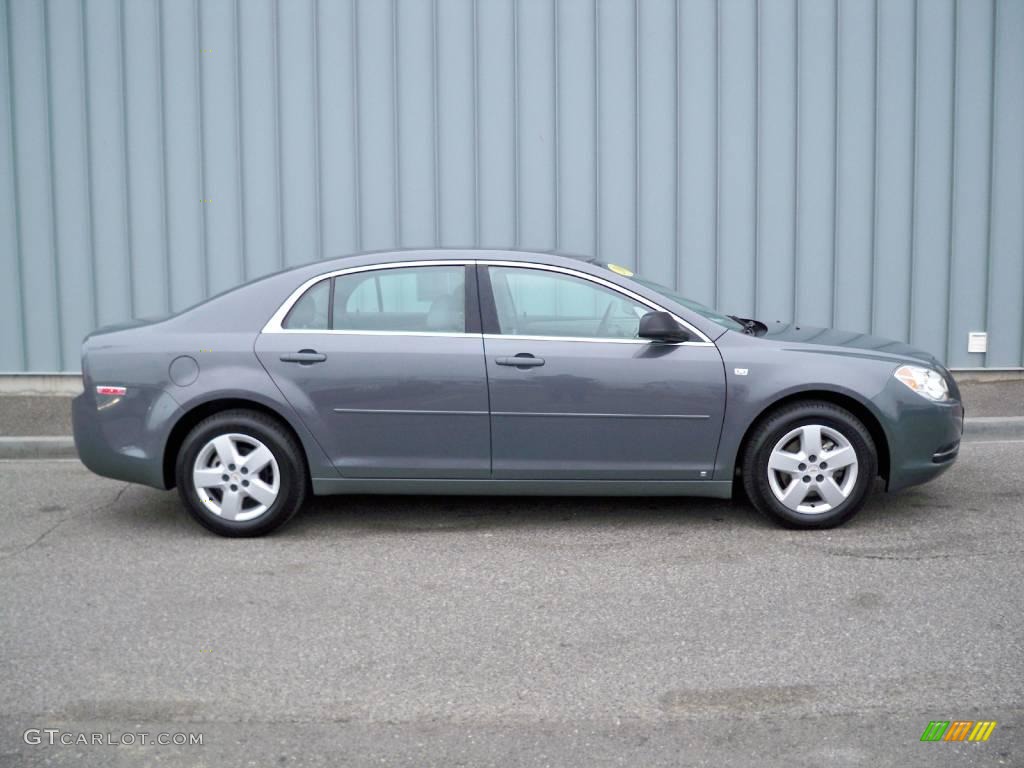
[761,322,941,366]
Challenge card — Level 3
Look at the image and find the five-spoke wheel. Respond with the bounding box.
[192,433,281,522]
[742,401,877,528]
[766,424,859,514]
[176,410,307,537]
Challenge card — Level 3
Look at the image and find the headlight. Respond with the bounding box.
[894,365,950,401]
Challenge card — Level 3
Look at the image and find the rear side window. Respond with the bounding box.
[282,278,330,330]
[332,266,465,333]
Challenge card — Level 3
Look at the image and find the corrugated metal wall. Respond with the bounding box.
[2,0,1023,373]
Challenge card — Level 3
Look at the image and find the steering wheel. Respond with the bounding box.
[595,301,615,338]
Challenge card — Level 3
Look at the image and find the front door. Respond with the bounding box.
[256,262,490,478]
[480,264,726,480]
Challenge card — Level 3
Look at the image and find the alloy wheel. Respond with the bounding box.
[766,424,859,514]
[192,433,280,521]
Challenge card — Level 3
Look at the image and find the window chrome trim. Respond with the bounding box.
[261,257,715,346]
[481,333,707,347]
[266,329,474,338]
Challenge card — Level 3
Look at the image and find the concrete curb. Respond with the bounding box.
[2,417,1023,460]
[961,416,1024,441]
[0,437,78,460]
[0,374,82,396]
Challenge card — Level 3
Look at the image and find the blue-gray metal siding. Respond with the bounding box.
[1,0,1022,372]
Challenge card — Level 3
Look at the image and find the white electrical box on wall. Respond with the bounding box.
[967,332,988,354]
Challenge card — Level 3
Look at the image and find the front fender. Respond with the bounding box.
[713,333,896,482]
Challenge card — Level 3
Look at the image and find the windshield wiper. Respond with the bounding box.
[728,315,759,335]
[728,315,768,336]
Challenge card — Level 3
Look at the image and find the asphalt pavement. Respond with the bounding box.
[1,441,1022,767]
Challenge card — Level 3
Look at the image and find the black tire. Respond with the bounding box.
[175,409,308,537]
[741,400,877,529]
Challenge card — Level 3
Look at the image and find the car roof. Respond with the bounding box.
[310,247,595,270]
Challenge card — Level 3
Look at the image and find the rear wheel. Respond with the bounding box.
[175,409,307,537]
[742,401,877,529]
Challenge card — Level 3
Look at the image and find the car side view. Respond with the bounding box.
[72,250,964,537]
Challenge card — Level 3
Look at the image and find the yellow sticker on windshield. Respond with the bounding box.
[607,263,634,277]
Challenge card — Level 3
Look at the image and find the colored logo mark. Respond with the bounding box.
[920,721,997,742]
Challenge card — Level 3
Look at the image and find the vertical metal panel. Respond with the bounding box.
[354,0,397,250]
[871,0,915,343]
[160,0,205,311]
[755,0,796,324]
[795,0,837,329]
[395,0,435,247]
[1,0,1022,371]
[596,0,636,269]
[717,0,757,315]
[316,0,359,259]
[637,0,677,288]
[555,0,596,256]
[436,0,477,246]
[476,0,516,247]
[198,0,244,287]
[123,0,171,316]
[833,0,875,333]
[909,0,955,361]
[0,0,26,370]
[677,0,717,308]
[947,0,995,369]
[276,0,318,266]
[986,0,1024,366]
[238,0,283,280]
[79,0,133,330]
[7,0,59,371]
[515,0,556,251]
[44,1,97,366]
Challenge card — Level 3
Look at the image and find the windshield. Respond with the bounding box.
[595,263,746,332]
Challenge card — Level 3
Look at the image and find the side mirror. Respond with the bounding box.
[638,311,692,343]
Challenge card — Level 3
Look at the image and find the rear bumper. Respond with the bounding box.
[72,387,182,490]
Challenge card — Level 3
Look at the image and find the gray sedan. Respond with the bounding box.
[72,250,963,537]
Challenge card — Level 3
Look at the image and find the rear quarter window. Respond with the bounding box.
[282,279,330,330]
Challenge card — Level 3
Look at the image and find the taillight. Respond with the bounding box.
[96,385,127,396]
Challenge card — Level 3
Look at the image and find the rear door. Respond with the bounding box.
[479,263,726,480]
[255,261,490,478]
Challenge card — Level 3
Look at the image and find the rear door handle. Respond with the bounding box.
[280,349,327,365]
[496,354,545,368]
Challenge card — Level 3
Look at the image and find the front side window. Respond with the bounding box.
[488,266,650,340]
[332,265,466,333]
[600,265,745,332]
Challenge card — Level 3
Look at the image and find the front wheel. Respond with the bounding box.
[742,401,877,529]
[175,409,308,537]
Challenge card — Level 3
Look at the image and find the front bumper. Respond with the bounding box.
[72,386,183,490]
[883,386,963,492]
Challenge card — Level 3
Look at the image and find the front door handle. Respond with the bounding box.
[280,349,327,365]
[496,354,545,368]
